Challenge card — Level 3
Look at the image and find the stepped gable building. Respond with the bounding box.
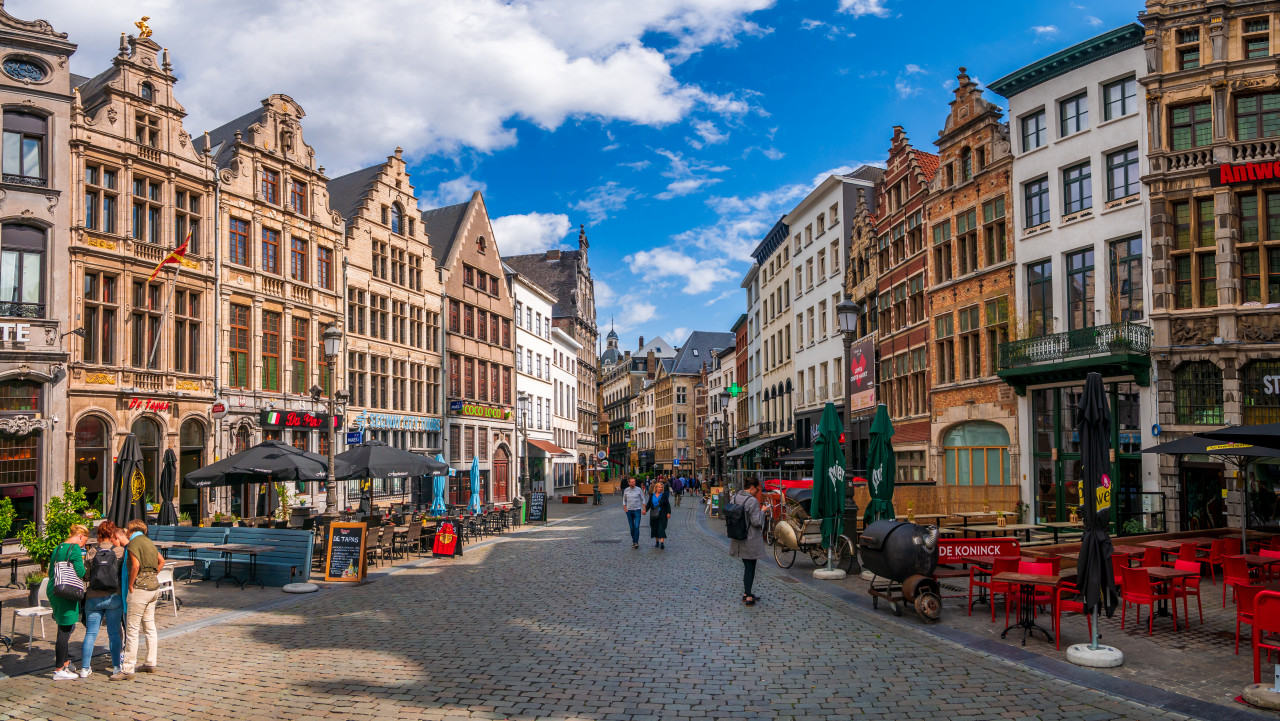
[206,94,345,516]
[924,67,1017,493]
[422,191,516,504]
[68,29,217,518]
[874,127,938,483]
[0,2,76,533]
[600,332,676,477]
[1140,1,1280,530]
[328,147,444,507]
[504,227,598,477]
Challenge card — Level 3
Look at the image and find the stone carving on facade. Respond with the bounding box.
[0,6,68,39]
[1240,314,1280,342]
[0,415,51,436]
[85,372,115,385]
[178,130,189,147]
[44,194,57,215]
[175,379,200,392]
[42,326,54,344]
[1209,20,1225,62]
[1171,317,1217,345]
[106,107,117,125]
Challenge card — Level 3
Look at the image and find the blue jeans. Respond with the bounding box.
[626,510,642,544]
[82,594,123,669]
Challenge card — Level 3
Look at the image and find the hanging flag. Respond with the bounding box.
[146,233,190,282]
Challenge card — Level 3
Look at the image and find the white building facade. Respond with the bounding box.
[550,326,579,494]
[510,270,565,495]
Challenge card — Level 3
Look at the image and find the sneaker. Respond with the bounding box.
[111,667,122,676]
[632,543,638,549]
[77,667,93,679]
[52,668,77,681]
[109,671,133,681]
[660,542,665,550]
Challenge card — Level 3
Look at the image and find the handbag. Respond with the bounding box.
[51,550,85,601]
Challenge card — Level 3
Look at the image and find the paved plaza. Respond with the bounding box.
[0,501,1229,720]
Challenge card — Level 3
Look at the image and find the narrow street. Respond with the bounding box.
[0,502,1194,721]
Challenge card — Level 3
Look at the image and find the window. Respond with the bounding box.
[983,197,1006,265]
[1060,92,1089,136]
[261,228,279,274]
[1027,260,1053,336]
[1103,77,1137,120]
[908,275,925,323]
[317,246,332,290]
[1174,256,1193,309]
[1238,190,1280,304]
[958,305,981,380]
[289,180,306,215]
[261,311,281,392]
[1199,252,1217,306]
[1236,92,1280,140]
[130,177,162,243]
[956,209,978,275]
[1245,18,1271,59]
[82,272,117,365]
[985,296,1009,375]
[139,82,153,102]
[1062,162,1092,214]
[1024,177,1049,227]
[960,147,973,182]
[228,304,250,388]
[133,112,158,148]
[1170,102,1212,150]
[261,169,279,205]
[228,218,249,266]
[391,203,403,234]
[83,164,118,234]
[173,289,200,374]
[0,224,44,318]
[291,317,308,394]
[943,422,1010,486]
[1106,147,1140,201]
[1175,361,1223,425]
[931,221,952,283]
[1110,237,1143,322]
[935,313,955,385]
[290,238,307,282]
[1177,28,1201,69]
[173,188,200,254]
[1021,110,1047,151]
[1243,360,1280,424]
[676,413,687,440]
[1066,249,1095,331]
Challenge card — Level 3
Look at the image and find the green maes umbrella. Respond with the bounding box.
[810,402,847,549]
[863,403,896,527]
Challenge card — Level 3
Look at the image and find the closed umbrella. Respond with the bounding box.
[469,456,482,514]
[863,404,896,527]
[1076,372,1120,651]
[155,448,179,526]
[431,454,448,515]
[810,402,847,577]
[110,434,145,528]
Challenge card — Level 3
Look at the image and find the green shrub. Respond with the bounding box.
[16,482,90,571]
[0,496,15,540]
[1122,517,1147,536]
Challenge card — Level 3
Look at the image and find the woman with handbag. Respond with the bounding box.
[48,523,90,680]
[646,481,672,550]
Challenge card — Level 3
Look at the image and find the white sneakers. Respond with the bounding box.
[78,667,93,678]
[52,667,77,681]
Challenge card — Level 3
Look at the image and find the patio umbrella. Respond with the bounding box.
[1201,422,1280,453]
[431,454,448,515]
[1076,372,1120,649]
[109,434,145,528]
[863,404,896,527]
[184,440,351,487]
[334,440,446,480]
[155,448,179,526]
[469,456,482,514]
[810,402,846,549]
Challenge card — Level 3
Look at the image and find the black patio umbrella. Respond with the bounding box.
[1201,423,1280,453]
[1075,372,1119,649]
[109,434,146,528]
[183,440,350,488]
[334,440,446,480]
[155,448,179,526]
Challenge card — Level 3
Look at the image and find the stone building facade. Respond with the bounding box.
[509,268,567,495]
[207,94,345,517]
[67,32,216,518]
[550,326,580,493]
[925,68,1018,490]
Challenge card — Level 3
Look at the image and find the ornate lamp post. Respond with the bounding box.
[836,299,863,572]
[718,389,731,484]
[517,391,530,494]
[321,324,345,510]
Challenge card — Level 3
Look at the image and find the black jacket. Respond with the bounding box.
[645,491,672,518]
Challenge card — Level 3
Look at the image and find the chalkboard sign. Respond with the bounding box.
[527,491,547,523]
[324,522,367,582]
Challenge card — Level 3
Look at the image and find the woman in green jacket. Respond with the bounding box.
[48,523,89,681]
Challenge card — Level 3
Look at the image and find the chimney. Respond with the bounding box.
[638,335,645,350]
[646,350,656,378]
[546,249,561,261]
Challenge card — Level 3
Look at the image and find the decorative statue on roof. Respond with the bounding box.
[135,17,152,39]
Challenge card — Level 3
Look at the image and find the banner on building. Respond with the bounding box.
[849,334,876,412]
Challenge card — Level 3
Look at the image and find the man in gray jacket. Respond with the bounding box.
[621,477,646,549]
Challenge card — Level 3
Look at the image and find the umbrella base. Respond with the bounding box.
[1066,643,1123,668]
[813,568,846,580]
[1243,684,1280,710]
[282,583,319,594]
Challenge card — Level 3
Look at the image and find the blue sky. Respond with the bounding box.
[21,0,1145,352]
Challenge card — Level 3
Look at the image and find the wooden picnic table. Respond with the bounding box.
[966,523,1041,542]
[953,511,1014,528]
[993,571,1059,645]
[1039,521,1084,544]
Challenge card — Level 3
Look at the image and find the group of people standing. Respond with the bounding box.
[46,519,165,681]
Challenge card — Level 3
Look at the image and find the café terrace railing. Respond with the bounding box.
[998,321,1152,370]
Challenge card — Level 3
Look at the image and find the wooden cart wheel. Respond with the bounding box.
[773,541,796,569]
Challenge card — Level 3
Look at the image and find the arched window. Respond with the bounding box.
[131,417,162,504]
[74,416,109,505]
[2,110,46,185]
[1243,359,1280,424]
[476,236,487,254]
[0,224,45,318]
[944,421,1010,485]
[1175,361,1224,425]
[179,419,206,517]
[391,203,403,235]
[139,82,153,102]
[234,425,251,453]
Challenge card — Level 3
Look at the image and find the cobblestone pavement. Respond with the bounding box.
[0,502,1206,720]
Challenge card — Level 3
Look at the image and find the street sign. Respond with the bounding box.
[346,431,364,446]
[598,460,609,469]
[596,450,606,460]
[673,458,681,467]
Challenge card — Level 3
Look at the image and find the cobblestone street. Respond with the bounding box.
[0,502,1217,720]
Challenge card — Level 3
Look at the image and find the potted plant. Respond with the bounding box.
[0,496,16,544]
[178,511,192,527]
[995,510,1008,528]
[23,570,46,604]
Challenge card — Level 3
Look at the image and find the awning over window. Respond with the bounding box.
[527,439,573,457]
[726,433,790,458]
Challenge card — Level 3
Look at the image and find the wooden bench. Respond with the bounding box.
[150,526,228,581]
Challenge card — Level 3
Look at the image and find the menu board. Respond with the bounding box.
[527,491,547,523]
[324,522,367,582]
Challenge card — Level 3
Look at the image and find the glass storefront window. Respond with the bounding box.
[179,419,205,518]
[1060,386,1083,456]
[943,422,1011,486]
[1035,458,1056,524]
[1117,382,1141,454]
[1250,459,1280,529]
[0,482,34,538]
[74,416,109,508]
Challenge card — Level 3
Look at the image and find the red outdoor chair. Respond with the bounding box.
[1170,559,1203,625]
[968,556,1020,622]
[1112,553,1130,590]
[1120,566,1179,635]
[1176,543,1200,565]
[1206,539,1229,584]
[1223,556,1257,607]
[1140,547,1167,569]
[1260,549,1280,582]
[1237,584,1266,655]
[1019,560,1056,614]
[1053,581,1092,651]
[1252,590,1280,683]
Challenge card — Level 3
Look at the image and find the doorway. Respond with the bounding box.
[493,447,509,502]
[1181,463,1226,531]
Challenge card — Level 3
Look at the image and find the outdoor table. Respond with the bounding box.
[1232,553,1280,572]
[209,543,272,589]
[966,523,1040,542]
[391,526,411,558]
[896,514,950,523]
[1039,521,1084,544]
[155,541,217,583]
[0,551,31,589]
[953,511,1013,528]
[993,571,1058,646]
[1146,566,1197,621]
[1110,545,1149,557]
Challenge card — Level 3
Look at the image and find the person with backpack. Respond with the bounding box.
[81,521,127,678]
[48,523,90,680]
[727,477,766,606]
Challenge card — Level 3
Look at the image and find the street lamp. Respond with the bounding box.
[719,389,731,484]
[321,324,343,510]
[836,299,863,573]
[517,391,530,495]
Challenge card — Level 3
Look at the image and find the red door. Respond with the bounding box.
[492,447,509,502]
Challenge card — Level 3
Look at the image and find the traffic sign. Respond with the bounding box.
[346,431,364,446]
[596,450,606,460]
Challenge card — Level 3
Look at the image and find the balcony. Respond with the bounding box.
[997,321,1152,395]
[0,302,43,318]
[2,174,45,188]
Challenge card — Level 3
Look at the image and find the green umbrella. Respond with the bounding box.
[863,403,896,527]
[810,402,847,549]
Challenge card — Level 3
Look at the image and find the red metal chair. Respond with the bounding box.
[1252,590,1280,683]
[1223,556,1256,607]
[1170,559,1203,625]
[1206,539,1228,584]
[1140,547,1166,569]
[1019,560,1056,614]
[968,556,1019,622]
[1112,553,1129,590]
[1053,580,1092,651]
[1120,566,1178,634]
[1260,549,1280,582]
[1237,584,1266,655]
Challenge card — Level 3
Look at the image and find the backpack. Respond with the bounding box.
[88,547,121,592]
[723,493,750,541]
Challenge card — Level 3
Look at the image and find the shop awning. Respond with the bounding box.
[776,448,814,465]
[527,439,573,457]
[726,433,790,458]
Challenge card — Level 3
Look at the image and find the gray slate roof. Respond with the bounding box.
[74,66,115,115]
[419,200,470,267]
[503,250,583,319]
[599,347,622,365]
[205,106,265,167]
[327,164,383,227]
[70,73,91,89]
[669,331,736,375]
[846,165,886,183]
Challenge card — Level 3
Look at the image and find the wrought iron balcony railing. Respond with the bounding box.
[0,301,44,318]
[998,321,1152,370]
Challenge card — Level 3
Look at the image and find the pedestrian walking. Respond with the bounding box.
[729,477,767,605]
[48,524,90,680]
[646,480,672,549]
[112,519,165,681]
[622,477,646,549]
[672,475,685,506]
[81,521,127,678]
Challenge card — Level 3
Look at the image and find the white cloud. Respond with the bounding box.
[691,119,729,146]
[904,63,926,75]
[22,0,773,174]
[799,17,855,39]
[594,279,618,307]
[601,143,621,151]
[653,148,730,200]
[491,212,572,255]
[620,159,652,171]
[621,302,658,327]
[626,248,735,294]
[418,174,486,209]
[1085,16,1103,27]
[668,327,692,344]
[895,78,919,98]
[1031,25,1059,37]
[571,182,637,224]
[657,177,723,199]
[838,0,891,18]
